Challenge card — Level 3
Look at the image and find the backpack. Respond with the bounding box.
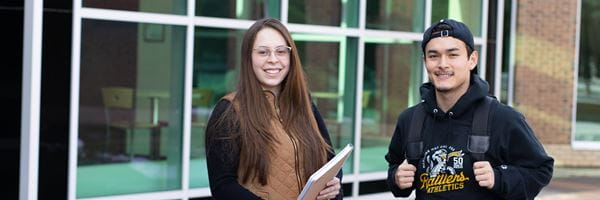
[405,96,498,164]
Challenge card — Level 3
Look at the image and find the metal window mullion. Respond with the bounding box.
[338,174,357,183]
[358,0,366,30]
[350,0,367,198]
[423,0,433,83]
[180,0,197,199]
[20,0,44,199]
[80,7,257,30]
[494,0,505,98]
[192,16,255,30]
[507,0,517,106]
[281,0,288,24]
[424,0,432,28]
[351,38,364,199]
[363,29,422,41]
[76,186,210,199]
[286,23,360,37]
[479,0,489,79]
[571,0,584,149]
[78,190,186,200]
[573,142,600,150]
[80,7,188,26]
[67,0,83,199]
[186,188,212,198]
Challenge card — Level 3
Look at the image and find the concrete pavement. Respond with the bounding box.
[537,167,600,200]
[346,167,600,200]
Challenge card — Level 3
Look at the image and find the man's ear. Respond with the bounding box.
[468,50,479,71]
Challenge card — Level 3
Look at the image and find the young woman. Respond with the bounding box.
[205,18,342,200]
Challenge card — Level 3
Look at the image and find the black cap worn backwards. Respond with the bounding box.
[421,19,474,54]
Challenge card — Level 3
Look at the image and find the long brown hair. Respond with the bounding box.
[221,18,331,185]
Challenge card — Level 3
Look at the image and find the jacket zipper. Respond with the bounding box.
[271,95,303,193]
[287,131,303,193]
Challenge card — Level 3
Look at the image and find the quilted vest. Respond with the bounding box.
[222,92,305,200]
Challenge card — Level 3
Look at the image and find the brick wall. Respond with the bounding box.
[514,0,600,167]
[514,0,577,145]
[545,144,600,167]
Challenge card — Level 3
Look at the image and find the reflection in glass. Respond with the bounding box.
[77,19,186,197]
[475,45,483,74]
[366,0,425,32]
[293,35,357,174]
[500,0,513,104]
[431,0,482,36]
[289,0,358,27]
[576,0,600,142]
[83,0,187,15]
[195,0,280,19]
[361,40,422,173]
[190,27,243,188]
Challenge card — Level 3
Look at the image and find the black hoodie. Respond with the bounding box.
[385,75,554,200]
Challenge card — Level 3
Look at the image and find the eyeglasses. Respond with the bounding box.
[253,46,292,58]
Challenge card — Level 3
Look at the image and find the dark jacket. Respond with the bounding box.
[385,75,554,200]
[205,97,343,200]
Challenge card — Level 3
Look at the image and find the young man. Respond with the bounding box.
[385,19,554,199]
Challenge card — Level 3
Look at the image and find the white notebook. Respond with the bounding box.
[297,144,354,200]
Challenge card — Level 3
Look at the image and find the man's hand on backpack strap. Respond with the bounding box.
[474,161,495,189]
[395,160,417,189]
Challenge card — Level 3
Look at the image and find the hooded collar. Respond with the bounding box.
[419,74,490,118]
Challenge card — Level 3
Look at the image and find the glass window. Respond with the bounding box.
[575,0,600,142]
[77,19,186,197]
[500,0,513,104]
[474,45,483,75]
[361,39,422,173]
[366,0,425,32]
[431,0,482,37]
[195,0,280,19]
[189,27,242,188]
[293,34,357,174]
[288,0,358,27]
[83,0,187,15]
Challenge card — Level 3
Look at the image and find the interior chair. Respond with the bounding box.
[191,88,214,128]
[101,86,168,161]
[190,88,214,159]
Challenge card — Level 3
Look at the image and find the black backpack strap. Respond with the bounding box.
[406,103,425,165]
[468,96,497,161]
